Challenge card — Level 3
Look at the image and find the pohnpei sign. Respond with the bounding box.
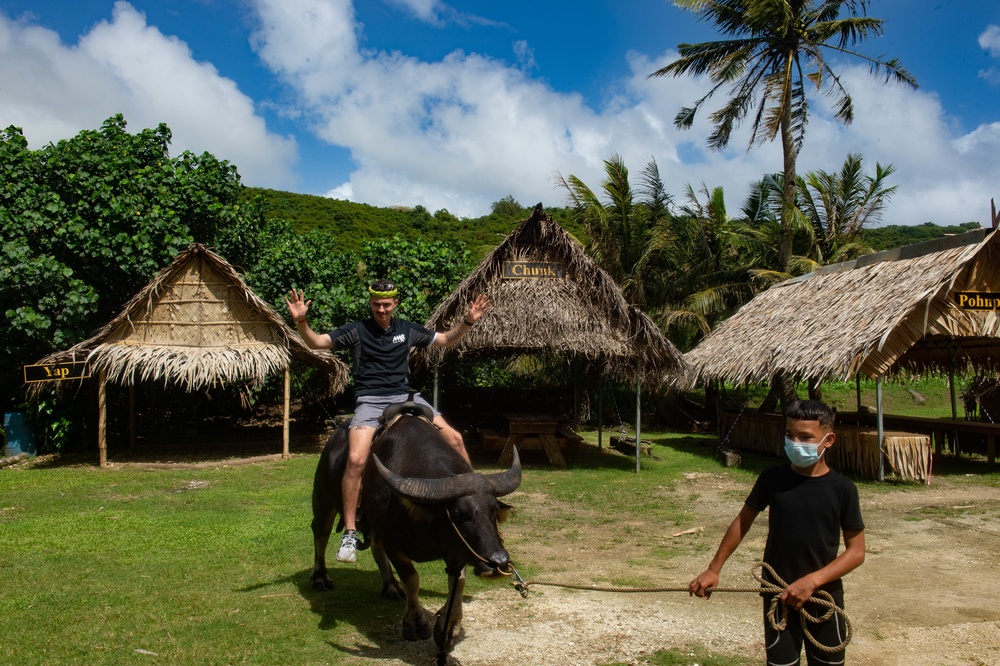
[954,292,1000,311]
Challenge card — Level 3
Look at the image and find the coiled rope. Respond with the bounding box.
[508,561,851,654]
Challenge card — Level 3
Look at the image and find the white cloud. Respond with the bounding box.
[979,24,1000,57]
[247,0,997,225]
[0,1,297,188]
[386,0,444,24]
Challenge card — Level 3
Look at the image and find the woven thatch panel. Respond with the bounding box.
[34,244,348,393]
[685,229,1000,386]
[422,204,684,385]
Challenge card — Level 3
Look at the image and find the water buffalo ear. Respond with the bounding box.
[497,501,514,524]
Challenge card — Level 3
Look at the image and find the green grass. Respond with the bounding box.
[1,426,997,665]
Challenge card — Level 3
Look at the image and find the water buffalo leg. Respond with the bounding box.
[371,538,404,601]
[394,556,431,641]
[434,566,466,659]
[310,507,337,591]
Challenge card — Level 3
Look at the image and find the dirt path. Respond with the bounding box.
[442,473,1000,666]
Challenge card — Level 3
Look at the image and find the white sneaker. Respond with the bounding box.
[336,530,358,563]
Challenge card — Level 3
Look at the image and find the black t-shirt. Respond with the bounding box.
[327,318,436,397]
[745,464,865,593]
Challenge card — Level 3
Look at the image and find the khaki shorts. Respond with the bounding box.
[349,393,438,429]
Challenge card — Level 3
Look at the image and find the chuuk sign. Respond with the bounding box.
[502,261,566,279]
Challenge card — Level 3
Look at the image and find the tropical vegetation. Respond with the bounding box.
[649,0,917,271]
[0,107,979,452]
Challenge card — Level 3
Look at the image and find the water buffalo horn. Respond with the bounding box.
[373,448,522,503]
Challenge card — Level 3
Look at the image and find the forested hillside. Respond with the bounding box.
[242,187,584,255]
[245,187,981,257]
[864,221,983,251]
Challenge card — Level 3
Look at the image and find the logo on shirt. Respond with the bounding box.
[392,334,406,344]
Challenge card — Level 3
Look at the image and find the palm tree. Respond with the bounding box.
[797,152,897,263]
[659,183,783,349]
[649,0,916,271]
[555,154,672,307]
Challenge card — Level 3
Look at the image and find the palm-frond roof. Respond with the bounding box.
[684,228,1000,386]
[421,204,685,385]
[34,243,349,393]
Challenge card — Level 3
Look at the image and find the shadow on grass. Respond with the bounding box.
[648,435,776,475]
[240,567,477,665]
[468,439,668,473]
[20,427,329,469]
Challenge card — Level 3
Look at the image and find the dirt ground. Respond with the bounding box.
[438,470,1000,666]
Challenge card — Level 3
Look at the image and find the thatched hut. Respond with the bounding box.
[423,204,683,381]
[33,243,349,466]
[421,205,684,468]
[685,227,1000,481]
[685,228,1000,385]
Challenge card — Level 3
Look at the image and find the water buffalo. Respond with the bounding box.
[310,408,521,663]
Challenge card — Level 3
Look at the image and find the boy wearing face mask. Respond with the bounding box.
[689,399,866,665]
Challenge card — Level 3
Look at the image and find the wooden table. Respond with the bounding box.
[499,413,567,467]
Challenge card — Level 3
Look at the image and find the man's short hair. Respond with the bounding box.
[785,399,836,428]
[369,280,398,299]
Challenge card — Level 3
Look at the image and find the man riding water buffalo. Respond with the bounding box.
[285,280,491,562]
[288,280,511,662]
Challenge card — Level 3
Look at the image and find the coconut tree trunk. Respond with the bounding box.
[808,377,823,401]
[778,81,798,273]
[760,371,799,413]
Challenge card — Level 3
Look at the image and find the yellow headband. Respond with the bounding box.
[369,286,398,299]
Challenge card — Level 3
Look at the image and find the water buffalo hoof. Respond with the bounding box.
[310,569,337,592]
[311,577,335,592]
[381,579,405,601]
[402,611,432,641]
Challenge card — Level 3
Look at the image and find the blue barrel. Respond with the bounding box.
[3,411,36,457]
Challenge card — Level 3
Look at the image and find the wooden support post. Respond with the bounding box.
[635,364,642,474]
[129,384,136,448]
[282,367,290,459]
[597,376,603,450]
[433,364,440,410]
[876,376,884,482]
[98,371,108,468]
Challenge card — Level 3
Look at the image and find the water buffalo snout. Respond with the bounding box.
[488,550,510,570]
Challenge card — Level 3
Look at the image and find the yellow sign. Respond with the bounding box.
[23,361,91,383]
[954,292,1000,310]
[502,261,566,279]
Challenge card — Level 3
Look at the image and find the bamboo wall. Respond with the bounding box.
[719,412,933,483]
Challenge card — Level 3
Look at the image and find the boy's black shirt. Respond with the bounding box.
[746,463,864,593]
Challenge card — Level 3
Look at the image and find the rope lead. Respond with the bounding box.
[512,561,851,653]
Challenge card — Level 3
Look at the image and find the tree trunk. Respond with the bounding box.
[778,82,798,273]
[705,379,719,427]
[808,377,823,401]
[760,371,800,413]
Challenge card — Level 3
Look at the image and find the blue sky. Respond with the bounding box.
[2,0,999,226]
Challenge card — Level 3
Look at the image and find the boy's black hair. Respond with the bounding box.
[785,399,836,428]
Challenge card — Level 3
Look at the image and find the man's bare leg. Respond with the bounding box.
[434,415,470,464]
[337,425,375,562]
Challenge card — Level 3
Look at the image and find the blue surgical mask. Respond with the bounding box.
[784,434,828,468]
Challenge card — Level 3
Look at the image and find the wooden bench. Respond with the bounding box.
[481,429,505,450]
